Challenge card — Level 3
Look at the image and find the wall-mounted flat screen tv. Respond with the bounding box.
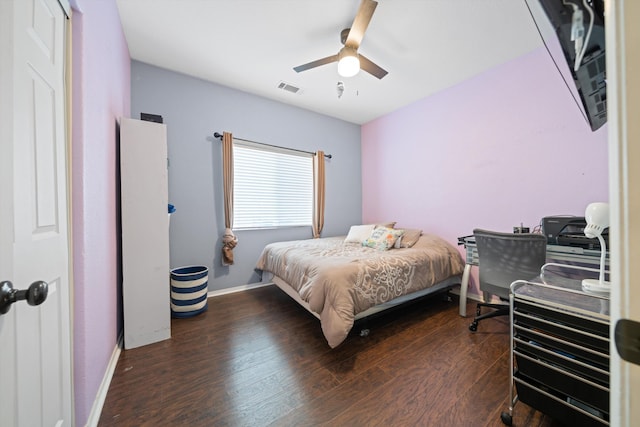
[538,0,606,131]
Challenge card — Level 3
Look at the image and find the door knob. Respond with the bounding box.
[615,318,640,366]
[0,280,48,315]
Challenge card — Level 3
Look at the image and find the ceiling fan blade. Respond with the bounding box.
[345,0,378,48]
[293,54,339,73]
[344,0,378,49]
[358,54,388,79]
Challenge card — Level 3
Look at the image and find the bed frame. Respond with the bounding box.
[271,274,462,321]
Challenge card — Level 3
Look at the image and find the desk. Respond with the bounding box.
[457,235,609,317]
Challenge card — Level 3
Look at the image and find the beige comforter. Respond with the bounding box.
[255,234,465,347]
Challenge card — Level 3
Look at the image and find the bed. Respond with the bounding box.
[255,228,465,348]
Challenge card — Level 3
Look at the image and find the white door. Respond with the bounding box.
[0,0,73,425]
[608,1,640,425]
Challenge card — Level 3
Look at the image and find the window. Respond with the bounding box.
[233,141,313,229]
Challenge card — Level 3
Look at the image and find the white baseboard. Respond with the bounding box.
[85,333,123,427]
[450,287,483,302]
[207,281,272,298]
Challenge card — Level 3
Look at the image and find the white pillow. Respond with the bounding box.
[345,224,376,243]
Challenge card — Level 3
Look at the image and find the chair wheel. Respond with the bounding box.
[469,322,478,332]
[476,306,482,316]
[500,411,512,426]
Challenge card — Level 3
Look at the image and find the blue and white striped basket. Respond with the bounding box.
[169,265,209,318]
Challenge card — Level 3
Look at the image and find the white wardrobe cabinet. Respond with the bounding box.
[120,117,171,349]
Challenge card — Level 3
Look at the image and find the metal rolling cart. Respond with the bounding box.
[502,263,610,426]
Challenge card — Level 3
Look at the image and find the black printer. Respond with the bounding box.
[542,216,608,250]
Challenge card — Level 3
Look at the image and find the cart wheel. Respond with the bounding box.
[500,411,512,426]
[469,322,478,332]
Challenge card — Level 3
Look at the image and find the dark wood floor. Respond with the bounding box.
[99,285,561,426]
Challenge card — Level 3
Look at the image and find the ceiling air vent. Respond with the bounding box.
[277,81,302,95]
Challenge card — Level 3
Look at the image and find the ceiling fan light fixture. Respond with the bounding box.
[337,47,360,77]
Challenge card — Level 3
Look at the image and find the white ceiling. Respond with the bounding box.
[116,0,551,125]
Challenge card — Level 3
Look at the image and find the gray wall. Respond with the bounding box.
[131,61,362,291]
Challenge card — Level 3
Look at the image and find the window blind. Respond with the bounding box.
[233,142,313,229]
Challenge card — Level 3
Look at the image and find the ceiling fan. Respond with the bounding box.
[293,0,388,79]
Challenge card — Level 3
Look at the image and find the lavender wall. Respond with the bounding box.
[361,47,608,296]
[71,0,130,425]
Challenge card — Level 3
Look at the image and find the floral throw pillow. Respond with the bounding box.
[363,227,405,251]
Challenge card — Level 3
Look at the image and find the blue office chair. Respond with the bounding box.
[469,229,547,332]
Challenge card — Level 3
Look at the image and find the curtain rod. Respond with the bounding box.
[213,132,332,159]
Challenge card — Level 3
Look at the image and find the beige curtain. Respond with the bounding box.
[221,131,238,265]
[312,150,326,238]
